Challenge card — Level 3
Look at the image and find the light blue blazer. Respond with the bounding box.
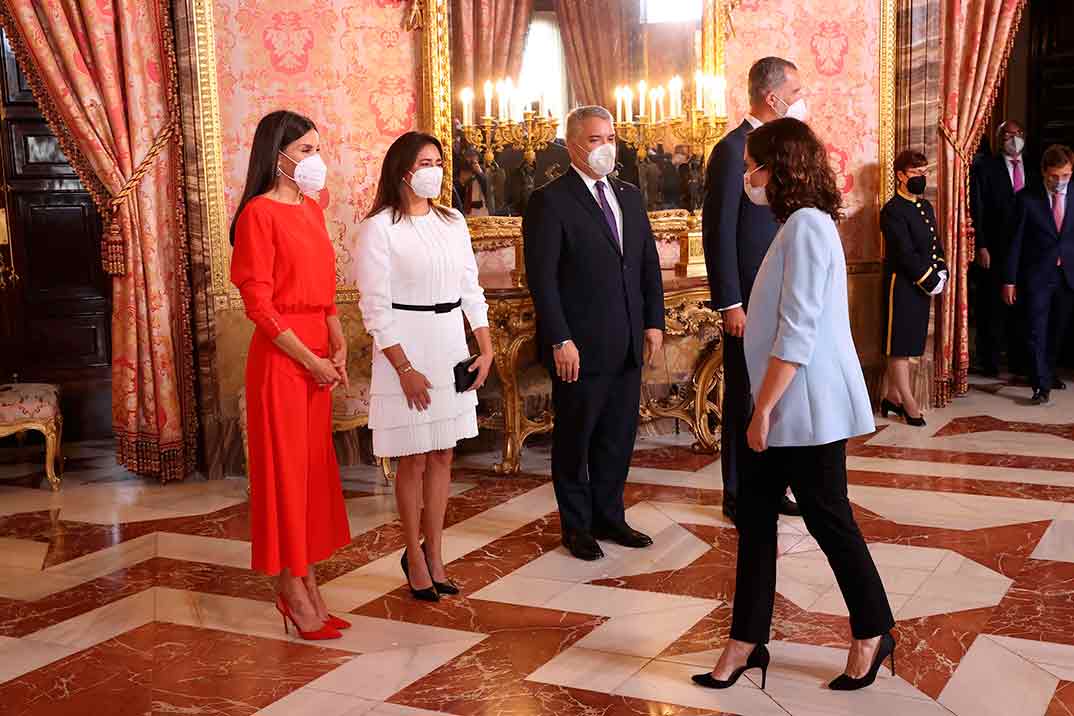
[743,208,876,447]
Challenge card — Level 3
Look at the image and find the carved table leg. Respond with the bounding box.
[690,344,725,453]
[491,334,526,475]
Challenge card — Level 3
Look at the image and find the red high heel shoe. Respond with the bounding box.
[324,614,351,630]
[275,596,342,641]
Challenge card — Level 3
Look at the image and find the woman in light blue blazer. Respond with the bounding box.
[693,118,894,693]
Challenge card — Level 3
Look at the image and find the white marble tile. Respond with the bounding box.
[254,689,378,716]
[627,466,713,488]
[47,533,157,580]
[543,583,717,618]
[155,532,250,570]
[939,635,1058,716]
[986,635,1074,681]
[808,588,911,619]
[0,636,79,684]
[24,589,155,651]
[525,646,649,693]
[895,594,995,621]
[321,553,409,614]
[307,638,485,700]
[571,602,718,658]
[0,537,49,570]
[1031,520,1074,563]
[0,565,86,601]
[468,574,574,608]
[613,659,787,716]
[846,484,1063,530]
[649,501,730,528]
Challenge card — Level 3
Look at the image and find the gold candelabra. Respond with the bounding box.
[668,103,727,157]
[617,117,663,162]
[460,111,558,167]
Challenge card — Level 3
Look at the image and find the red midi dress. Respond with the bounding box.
[230,195,351,576]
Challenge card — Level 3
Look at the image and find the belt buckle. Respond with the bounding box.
[434,302,452,314]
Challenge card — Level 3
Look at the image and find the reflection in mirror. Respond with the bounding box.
[450,0,726,218]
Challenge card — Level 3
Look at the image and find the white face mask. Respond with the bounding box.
[406,166,444,199]
[574,141,617,177]
[278,152,327,194]
[1004,136,1025,157]
[774,95,808,122]
[744,165,768,206]
[1049,177,1070,194]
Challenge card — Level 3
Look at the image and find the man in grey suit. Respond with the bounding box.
[702,57,805,522]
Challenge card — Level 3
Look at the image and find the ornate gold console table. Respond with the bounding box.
[479,269,724,474]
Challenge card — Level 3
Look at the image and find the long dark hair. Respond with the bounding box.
[229,110,317,245]
[366,131,454,224]
[746,117,843,224]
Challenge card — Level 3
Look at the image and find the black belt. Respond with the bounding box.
[392,299,462,314]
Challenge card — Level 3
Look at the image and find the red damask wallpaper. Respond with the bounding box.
[726,0,882,262]
[212,0,419,281]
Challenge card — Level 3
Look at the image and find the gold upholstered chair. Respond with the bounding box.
[0,382,63,490]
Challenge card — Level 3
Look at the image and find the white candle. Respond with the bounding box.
[615,87,623,123]
[668,76,682,118]
[496,80,505,121]
[713,76,727,117]
[483,80,493,118]
[624,87,633,122]
[638,81,647,118]
[460,87,473,126]
[649,88,657,124]
[656,87,665,123]
[694,71,704,111]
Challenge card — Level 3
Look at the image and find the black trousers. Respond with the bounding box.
[972,263,1027,373]
[720,335,750,499]
[731,440,894,643]
[1024,267,1074,392]
[550,356,641,534]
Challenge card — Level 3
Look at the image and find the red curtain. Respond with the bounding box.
[934,0,1026,406]
[553,0,628,107]
[452,0,535,99]
[1,0,197,480]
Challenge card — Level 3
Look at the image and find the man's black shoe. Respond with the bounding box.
[592,522,653,548]
[779,495,802,517]
[563,531,603,560]
[1031,389,1051,406]
[1053,378,1067,390]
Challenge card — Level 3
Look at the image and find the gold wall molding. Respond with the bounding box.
[879,0,898,206]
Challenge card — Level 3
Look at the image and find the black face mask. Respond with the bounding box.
[907,175,927,195]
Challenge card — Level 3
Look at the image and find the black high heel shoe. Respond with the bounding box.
[903,413,927,427]
[692,644,770,690]
[401,549,439,602]
[879,398,904,419]
[828,633,896,691]
[421,542,459,596]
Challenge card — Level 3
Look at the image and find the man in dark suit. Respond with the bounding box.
[1003,144,1074,405]
[523,106,666,561]
[702,56,804,521]
[971,120,1034,376]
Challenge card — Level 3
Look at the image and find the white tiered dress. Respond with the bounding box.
[350,208,489,458]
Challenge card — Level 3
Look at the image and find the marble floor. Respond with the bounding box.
[2,375,1074,715]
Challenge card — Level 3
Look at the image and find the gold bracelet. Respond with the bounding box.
[396,363,414,376]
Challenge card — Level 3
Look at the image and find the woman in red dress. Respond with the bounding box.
[230,110,352,640]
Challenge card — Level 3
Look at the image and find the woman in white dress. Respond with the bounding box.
[351,132,493,602]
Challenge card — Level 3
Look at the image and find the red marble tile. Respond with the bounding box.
[934,415,1074,442]
[893,607,995,700]
[848,469,1074,503]
[659,602,733,658]
[631,445,719,472]
[848,441,1074,473]
[0,622,353,716]
[985,559,1074,646]
[1047,681,1074,716]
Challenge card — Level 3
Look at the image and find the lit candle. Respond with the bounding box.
[624,87,633,122]
[638,80,647,118]
[496,80,506,121]
[649,88,657,124]
[694,71,704,111]
[656,87,666,123]
[483,80,493,118]
[460,87,474,126]
[505,78,515,122]
[713,75,727,117]
[669,76,682,118]
[615,87,623,123]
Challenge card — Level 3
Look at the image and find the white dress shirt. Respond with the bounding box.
[1048,185,1068,209]
[572,164,623,247]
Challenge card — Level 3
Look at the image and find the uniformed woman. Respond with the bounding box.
[880,150,947,426]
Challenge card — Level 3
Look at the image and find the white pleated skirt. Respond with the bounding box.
[368,307,480,458]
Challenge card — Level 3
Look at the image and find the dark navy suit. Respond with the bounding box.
[702,119,779,500]
[1004,184,1074,392]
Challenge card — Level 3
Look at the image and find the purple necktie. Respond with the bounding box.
[594,181,621,250]
[1012,158,1024,192]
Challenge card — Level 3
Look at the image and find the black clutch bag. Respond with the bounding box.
[454,355,480,392]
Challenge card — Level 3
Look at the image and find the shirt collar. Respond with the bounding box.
[745,114,764,129]
[1005,153,1023,164]
[572,163,608,192]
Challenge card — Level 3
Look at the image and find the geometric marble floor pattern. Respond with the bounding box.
[2,379,1074,715]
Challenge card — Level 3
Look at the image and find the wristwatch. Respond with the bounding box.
[552,340,572,351]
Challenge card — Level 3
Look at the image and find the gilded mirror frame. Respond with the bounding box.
[415,0,899,248]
